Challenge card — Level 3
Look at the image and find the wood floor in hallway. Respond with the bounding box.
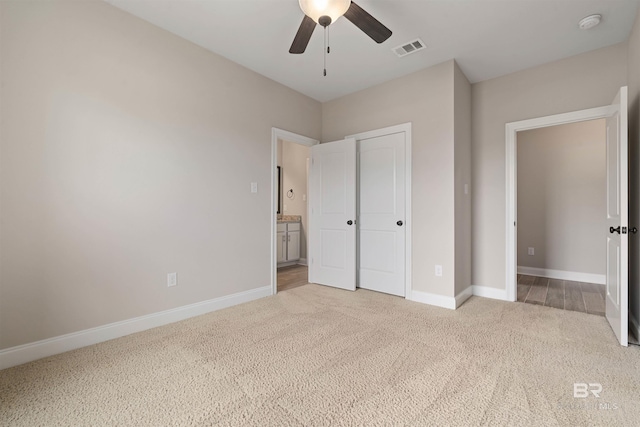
[517,274,605,317]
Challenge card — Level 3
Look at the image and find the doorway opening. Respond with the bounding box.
[505,86,629,346]
[515,119,607,316]
[506,105,616,302]
[270,128,318,295]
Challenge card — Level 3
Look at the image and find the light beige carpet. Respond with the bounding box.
[1,284,639,426]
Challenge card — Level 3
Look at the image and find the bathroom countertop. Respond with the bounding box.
[277,215,301,223]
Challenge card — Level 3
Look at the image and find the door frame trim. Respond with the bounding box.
[346,123,413,299]
[505,106,614,302]
[271,128,319,296]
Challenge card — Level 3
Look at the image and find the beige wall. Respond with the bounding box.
[628,7,640,331]
[323,60,457,297]
[517,120,606,275]
[471,43,628,291]
[0,0,321,349]
[453,62,472,296]
[281,140,310,260]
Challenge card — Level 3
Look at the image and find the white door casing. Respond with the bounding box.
[506,105,619,302]
[605,86,628,347]
[309,138,357,291]
[357,132,406,296]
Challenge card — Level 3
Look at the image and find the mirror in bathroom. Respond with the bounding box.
[277,166,281,214]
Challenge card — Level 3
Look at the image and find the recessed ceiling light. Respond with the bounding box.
[578,14,602,30]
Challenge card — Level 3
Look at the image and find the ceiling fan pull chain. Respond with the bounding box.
[323,25,327,76]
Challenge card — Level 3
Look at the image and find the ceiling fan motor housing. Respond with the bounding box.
[318,15,332,27]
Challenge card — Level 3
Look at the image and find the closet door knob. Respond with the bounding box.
[397,220,403,226]
[610,226,620,234]
[347,220,353,226]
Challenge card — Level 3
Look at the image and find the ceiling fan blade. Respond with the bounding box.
[289,15,316,54]
[343,1,392,44]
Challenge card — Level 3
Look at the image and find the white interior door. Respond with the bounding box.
[358,132,406,296]
[309,138,356,291]
[605,86,628,347]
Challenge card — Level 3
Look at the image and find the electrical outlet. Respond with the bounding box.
[435,265,443,277]
[250,182,258,193]
[528,247,535,256]
[167,272,177,287]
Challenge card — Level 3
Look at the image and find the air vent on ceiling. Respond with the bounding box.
[393,38,426,58]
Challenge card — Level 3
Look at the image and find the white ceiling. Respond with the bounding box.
[104,0,639,102]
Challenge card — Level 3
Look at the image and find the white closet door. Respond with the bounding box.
[309,139,356,291]
[358,132,406,296]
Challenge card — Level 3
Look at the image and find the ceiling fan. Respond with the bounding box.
[289,0,392,54]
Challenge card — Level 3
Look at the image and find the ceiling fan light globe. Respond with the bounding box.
[298,0,350,24]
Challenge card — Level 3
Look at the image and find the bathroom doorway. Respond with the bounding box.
[270,128,318,294]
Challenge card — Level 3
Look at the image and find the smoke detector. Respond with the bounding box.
[578,14,602,30]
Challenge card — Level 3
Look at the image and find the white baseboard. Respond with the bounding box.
[455,286,473,308]
[409,286,490,310]
[517,266,605,285]
[277,259,307,268]
[277,261,298,268]
[408,290,456,310]
[472,285,509,301]
[0,285,271,371]
[630,313,639,342]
